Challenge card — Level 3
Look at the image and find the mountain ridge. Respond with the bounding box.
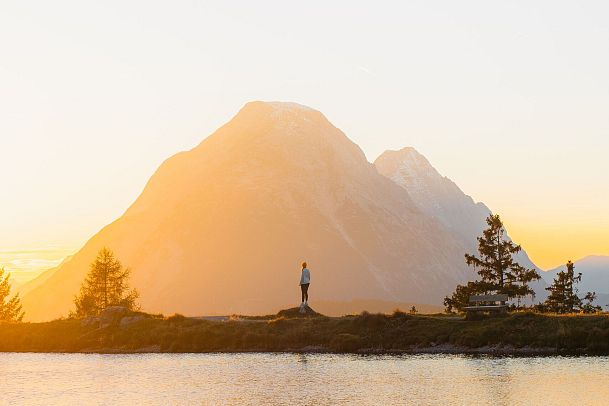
[21,101,473,320]
[20,101,545,320]
[374,147,541,270]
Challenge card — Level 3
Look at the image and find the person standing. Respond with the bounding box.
[299,262,311,306]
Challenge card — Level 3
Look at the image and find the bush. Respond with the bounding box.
[330,333,363,352]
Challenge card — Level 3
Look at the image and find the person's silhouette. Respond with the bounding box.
[299,262,311,306]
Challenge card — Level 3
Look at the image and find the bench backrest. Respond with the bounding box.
[469,294,508,303]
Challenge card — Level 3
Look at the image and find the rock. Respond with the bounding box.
[98,306,130,328]
[100,306,129,319]
[277,305,322,318]
[80,316,100,327]
[100,306,128,321]
[120,315,145,328]
[79,307,135,328]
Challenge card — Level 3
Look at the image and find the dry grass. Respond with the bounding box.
[2,310,609,354]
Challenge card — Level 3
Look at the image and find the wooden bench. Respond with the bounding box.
[463,294,508,318]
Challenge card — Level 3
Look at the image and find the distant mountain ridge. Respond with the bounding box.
[20,101,543,320]
[374,147,544,295]
[375,148,491,247]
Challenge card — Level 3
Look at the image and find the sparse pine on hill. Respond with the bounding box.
[72,248,139,317]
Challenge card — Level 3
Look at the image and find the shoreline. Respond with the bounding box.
[3,309,609,356]
[0,346,593,356]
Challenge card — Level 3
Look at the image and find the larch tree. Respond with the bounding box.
[581,291,603,314]
[443,281,481,313]
[73,248,139,317]
[544,260,601,313]
[0,267,24,322]
[444,214,541,312]
[543,260,581,313]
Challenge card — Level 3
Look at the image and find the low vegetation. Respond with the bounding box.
[2,309,609,354]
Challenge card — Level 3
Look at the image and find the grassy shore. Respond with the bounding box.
[2,308,609,355]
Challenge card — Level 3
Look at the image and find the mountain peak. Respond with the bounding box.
[375,147,439,185]
[261,100,315,112]
[245,100,315,110]
[20,105,475,321]
[382,146,425,158]
[189,99,368,177]
[375,146,493,245]
[237,101,321,122]
[375,146,540,286]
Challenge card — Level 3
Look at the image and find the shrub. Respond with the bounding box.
[330,333,363,352]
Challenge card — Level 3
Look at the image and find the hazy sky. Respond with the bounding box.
[1,1,608,278]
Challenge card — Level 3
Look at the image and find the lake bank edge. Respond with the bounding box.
[3,310,609,356]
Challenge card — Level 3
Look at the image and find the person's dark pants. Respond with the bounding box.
[301,283,310,303]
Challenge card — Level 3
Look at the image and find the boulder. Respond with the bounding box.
[277,305,322,318]
[80,316,100,327]
[100,306,129,318]
[99,306,129,327]
[120,315,145,328]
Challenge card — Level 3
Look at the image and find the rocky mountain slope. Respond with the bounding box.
[375,148,491,247]
[375,147,546,299]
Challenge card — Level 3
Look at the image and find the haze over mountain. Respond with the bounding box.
[21,101,539,320]
[375,148,491,248]
[375,147,545,295]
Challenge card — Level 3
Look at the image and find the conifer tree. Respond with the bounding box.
[0,267,24,322]
[581,291,603,314]
[544,260,581,313]
[73,248,139,317]
[544,260,600,313]
[444,214,541,312]
[443,281,480,313]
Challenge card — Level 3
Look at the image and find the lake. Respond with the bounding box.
[1,353,608,405]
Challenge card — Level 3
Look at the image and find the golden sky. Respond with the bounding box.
[1,1,607,278]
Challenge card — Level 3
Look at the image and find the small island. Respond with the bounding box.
[2,306,609,355]
[2,218,608,356]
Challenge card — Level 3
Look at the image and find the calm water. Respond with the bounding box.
[1,353,608,405]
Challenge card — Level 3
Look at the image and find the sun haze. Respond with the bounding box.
[1,1,608,277]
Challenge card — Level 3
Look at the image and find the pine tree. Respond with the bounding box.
[581,291,603,314]
[544,260,600,313]
[544,260,580,313]
[443,281,480,313]
[0,267,24,322]
[73,248,139,317]
[444,214,541,312]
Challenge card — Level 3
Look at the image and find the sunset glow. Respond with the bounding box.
[1,1,608,277]
[2,3,609,404]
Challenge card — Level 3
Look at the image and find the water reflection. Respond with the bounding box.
[1,353,608,405]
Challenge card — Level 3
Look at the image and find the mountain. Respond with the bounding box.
[544,256,609,307]
[16,255,73,298]
[21,101,478,321]
[375,148,491,246]
[375,147,546,299]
